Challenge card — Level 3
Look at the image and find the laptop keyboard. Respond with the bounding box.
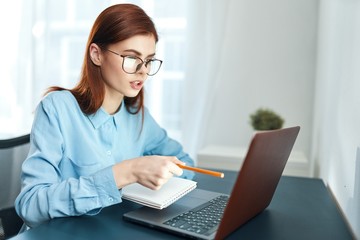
[163,195,229,236]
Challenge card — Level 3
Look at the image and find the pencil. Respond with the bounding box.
[177,164,224,178]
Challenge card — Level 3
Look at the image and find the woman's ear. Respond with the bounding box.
[89,43,102,66]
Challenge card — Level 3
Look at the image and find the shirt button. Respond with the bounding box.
[106,150,111,156]
[109,197,114,202]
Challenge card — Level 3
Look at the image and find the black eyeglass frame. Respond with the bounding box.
[106,49,163,76]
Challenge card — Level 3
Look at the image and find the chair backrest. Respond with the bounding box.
[0,134,30,240]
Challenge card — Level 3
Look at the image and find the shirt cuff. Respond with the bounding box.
[92,166,122,208]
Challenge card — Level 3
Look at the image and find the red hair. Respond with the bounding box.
[46,4,158,116]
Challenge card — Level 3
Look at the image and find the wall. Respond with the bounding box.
[202,0,318,162]
[199,0,359,237]
[313,0,360,237]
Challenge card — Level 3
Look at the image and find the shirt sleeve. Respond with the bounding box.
[142,108,195,180]
[15,98,121,228]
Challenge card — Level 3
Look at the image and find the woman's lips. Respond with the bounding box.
[130,81,143,90]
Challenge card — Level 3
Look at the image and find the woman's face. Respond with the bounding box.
[95,34,157,100]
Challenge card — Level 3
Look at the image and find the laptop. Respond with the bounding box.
[123,126,300,239]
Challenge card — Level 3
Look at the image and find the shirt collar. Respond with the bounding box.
[87,101,124,129]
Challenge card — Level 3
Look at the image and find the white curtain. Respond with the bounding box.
[0,1,33,137]
[182,0,231,159]
[0,1,108,137]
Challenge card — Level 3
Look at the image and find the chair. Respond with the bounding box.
[0,134,30,240]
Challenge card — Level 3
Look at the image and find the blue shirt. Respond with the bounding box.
[15,90,194,227]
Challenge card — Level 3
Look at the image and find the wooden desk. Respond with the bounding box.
[10,170,354,240]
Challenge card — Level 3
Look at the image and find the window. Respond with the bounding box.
[144,0,189,140]
[0,0,188,142]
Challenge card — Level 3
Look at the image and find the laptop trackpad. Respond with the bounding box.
[176,188,223,207]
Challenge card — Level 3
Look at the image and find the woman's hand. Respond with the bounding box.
[112,156,184,190]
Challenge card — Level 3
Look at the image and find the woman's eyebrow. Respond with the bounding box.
[123,49,156,58]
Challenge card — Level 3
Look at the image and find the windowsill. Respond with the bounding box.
[197,145,310,177]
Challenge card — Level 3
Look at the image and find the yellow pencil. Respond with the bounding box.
[177,164,224,178]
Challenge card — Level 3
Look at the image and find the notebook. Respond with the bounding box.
[123,126,300,240]
[122,177,197,209]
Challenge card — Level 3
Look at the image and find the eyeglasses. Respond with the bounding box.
[106,49,163,76]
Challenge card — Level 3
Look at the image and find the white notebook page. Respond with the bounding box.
[122,177,197,209]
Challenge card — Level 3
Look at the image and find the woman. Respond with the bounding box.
[15,3,194,228]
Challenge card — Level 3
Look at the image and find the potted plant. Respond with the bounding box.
[250,108,284,131]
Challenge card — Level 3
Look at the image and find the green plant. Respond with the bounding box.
[250,108,284,130]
